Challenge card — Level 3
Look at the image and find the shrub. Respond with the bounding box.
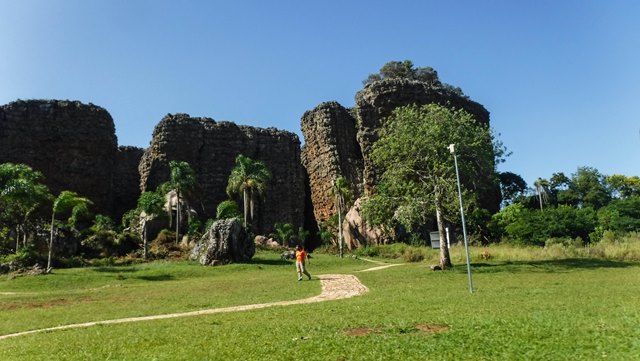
[149,229,186,259]
[402,248,425,263]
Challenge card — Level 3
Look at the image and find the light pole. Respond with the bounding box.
[448,144,474,293]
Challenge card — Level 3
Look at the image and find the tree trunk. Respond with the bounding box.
[243,189,249,228]
[47,213,55,273]
[15,225,20,253]
[436,200,452,269]
[249,190,255,224]
[175,191,181,244]
[142,219,148,260]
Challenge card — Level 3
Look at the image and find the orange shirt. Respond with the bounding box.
[295,249,306,262]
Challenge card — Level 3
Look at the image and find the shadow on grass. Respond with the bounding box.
[135,274,175,281]
[459,258,638,274]
[93,267,138,274]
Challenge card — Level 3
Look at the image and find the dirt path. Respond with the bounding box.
[0,271,380,341]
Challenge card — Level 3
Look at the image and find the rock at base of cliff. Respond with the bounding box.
[191,218,255,265]
[343,198,390,249]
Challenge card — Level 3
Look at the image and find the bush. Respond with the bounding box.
[81,231,117,258]
[149,229,186,259]
[114,232,141,256]
[0,246,43,271]
[402,248,425,263]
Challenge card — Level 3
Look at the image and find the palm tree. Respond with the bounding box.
[534,178,549,211]
[169,160,197,244]
[137,191,165,259]
[332,176,352,258]
[48,191,92,272]
[226,154,272,228]
[273,222,295,247]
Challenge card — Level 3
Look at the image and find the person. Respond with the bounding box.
[295,245,311,281]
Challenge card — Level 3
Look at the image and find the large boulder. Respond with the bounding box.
[191,218,255,265]
[343,198,390,249]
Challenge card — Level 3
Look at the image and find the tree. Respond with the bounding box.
[569,167,611,210]
[363,104,497,269]
[498,171,527,207]
[363,60,442,87]
[605,174,640,199]
[226,154,272,228]
[137,191,165,259]
[596,196,640,233]
[168,160,197,244]
[48,191,92,272]
[332,176,352,258]
[0,163,51,252]
[533,178,550,211]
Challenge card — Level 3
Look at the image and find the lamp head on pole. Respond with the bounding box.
[448,144,455,154]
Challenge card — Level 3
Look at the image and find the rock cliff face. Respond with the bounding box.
[0,100,118,214]
[113,146,145,218]
[300,102,363,223]
[301,78,500,233]
[139,113,305,235]
[355,79,490,195]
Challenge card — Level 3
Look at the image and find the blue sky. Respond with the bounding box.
[1,0,638,188]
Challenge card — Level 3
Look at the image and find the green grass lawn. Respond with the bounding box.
[1,250,639,360]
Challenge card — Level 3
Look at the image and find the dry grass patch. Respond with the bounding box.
[344,323,449,337]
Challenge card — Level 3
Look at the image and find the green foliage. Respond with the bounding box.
[187,218,203,237]
[168,161,197,199]
[296,226,310,246]
[115,232,141,255]
[272,222,295,246]
[363,60,440,86]
[0,245,41,268]
[498,171,527,206]
[215,199,241,220]
[363,104,497,232]
[226,154,272,227]
[81,231,118,258]
[318,224,334,244]
[495,205,597,246]
[90,214,114,233]
[596,196,640,233]
[331,176,353,216]
[168,160,198,243]
[605,174,640,198]
[0,163,52,253]
[137,191,165,217]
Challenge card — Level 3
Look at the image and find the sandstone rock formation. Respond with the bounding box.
[0,100,118,214]
[355,78,490,196]
[300,102,363,224]
[301,78,501,245]
[191,218,255,265]
[112,146,144,218]
[139,113,306,235]
[342,198,389,249]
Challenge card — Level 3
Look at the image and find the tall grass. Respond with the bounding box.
[354,232,640,264]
